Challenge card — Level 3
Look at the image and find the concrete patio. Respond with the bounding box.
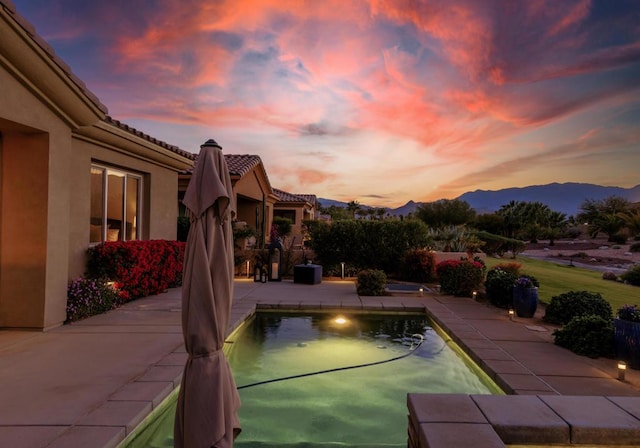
[0,279,638,447]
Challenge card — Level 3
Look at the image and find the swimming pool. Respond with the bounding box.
[123,312,500,447]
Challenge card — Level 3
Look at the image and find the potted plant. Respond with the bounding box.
[512,275,539,318]
[614,304,640,369]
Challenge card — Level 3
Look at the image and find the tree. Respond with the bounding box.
[473,213,505,236]
[618,207,640,238]
[577,196,631,240]
[415,199,476,228]
[346,200,361,219]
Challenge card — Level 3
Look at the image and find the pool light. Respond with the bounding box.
[618,361,627,381]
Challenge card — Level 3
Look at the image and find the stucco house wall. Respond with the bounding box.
[0,2,192,330]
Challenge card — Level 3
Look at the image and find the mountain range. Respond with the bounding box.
[318,183,640,217]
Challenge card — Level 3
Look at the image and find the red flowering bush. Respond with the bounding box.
[86,240,185,301]
[402,249,437,283]
[436,258,485,297]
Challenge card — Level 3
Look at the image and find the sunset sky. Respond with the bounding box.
[13,0,640,207]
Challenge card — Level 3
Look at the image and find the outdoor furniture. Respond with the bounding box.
[294,263,322,285]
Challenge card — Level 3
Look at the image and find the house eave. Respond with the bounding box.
[0,3,107,128]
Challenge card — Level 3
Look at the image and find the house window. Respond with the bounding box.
[274,209,296,224]
[90,164,142,243]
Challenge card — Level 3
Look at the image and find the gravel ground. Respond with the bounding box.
[520,238,639,274]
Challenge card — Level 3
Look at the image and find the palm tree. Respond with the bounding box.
[346,200,361,219]
[618,208,640,237]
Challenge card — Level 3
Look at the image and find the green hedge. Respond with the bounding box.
[307,219,432,276]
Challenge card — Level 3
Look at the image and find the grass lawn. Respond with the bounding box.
[485,256,639,312]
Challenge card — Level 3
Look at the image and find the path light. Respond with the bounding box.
[508,309,515,321]
[419,287,424,297]
[341,262,345,280]
[472,291,477,300]
[246,260,250,278]
[618,361,627,381]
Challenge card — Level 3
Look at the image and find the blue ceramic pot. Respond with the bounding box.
[614,318,640,370]
[512,287,538,318]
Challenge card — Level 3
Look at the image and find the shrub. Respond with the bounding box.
[630,242,640,252]
[495,262,522,275]
[543,291,613,325]
[485,267,518,308]
[435,259,484,297]
[473,231,526,257]
[402,249,437,283]
[617,304,640,323]
[86,240,185,301]
[553,315,614,358]
[609,233,627,244]
[66,277,123,322]
[308,219,432,277]
[564,226,583,239]
[356,269,387,296]
[602,271,618,281]
[621,264,640,286]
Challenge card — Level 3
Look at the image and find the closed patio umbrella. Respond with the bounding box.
[174,139,241,447]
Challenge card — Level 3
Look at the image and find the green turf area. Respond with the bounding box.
[485,256,639,312]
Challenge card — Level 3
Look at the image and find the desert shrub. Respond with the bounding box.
[66,277,123,322]
[629,242,640,252]
[435,259,484,297]
[473,231,526,257]
[485,267,518,308]
[356,269,387,296]
[602,271,618,281]
[494,262,522,275]
[609,233,627,244]
[543,291,613,325]
[620,264,640,286]
[402,249,437,283]
[564,227,583,239]
[569,252,589,259]
[553,315,614,358]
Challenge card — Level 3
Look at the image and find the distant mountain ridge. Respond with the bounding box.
[319,183,640,217]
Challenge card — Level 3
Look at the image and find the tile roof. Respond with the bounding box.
[274,188,317,206]
[182,153,265,177]
[224,154,263,177]
[104,116,195,161]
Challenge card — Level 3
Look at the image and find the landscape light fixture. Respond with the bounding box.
[508,309,515,321]
[618,361,627,381]
[341,262,345,280]
[246,260,250,278]
[472,291,477,300]
[419,287,424,297]
[334,316,348,325]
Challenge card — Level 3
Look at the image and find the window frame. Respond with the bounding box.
[90,163,143,244]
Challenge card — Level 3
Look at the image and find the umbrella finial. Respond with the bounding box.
[202,139,222,150]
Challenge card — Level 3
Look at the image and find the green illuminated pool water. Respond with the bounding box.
[123,313,500,447]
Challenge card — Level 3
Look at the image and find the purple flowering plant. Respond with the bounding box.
[66,277,121,323]
[617,304,640,323]
[514,275,538,289]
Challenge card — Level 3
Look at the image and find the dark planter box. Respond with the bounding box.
[294,264,322,285]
